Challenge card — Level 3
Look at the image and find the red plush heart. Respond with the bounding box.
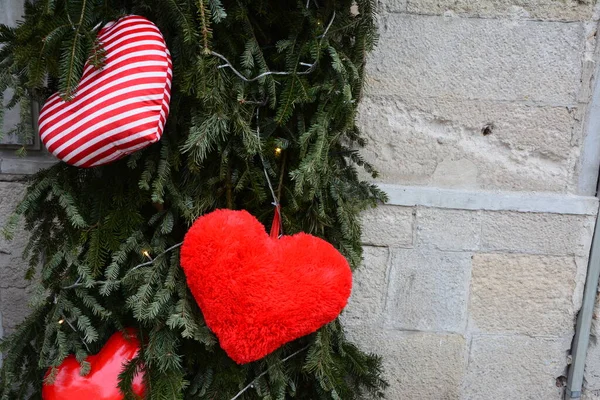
[38,15,172,168]
[42,329,145,400]
[180,209,352,364]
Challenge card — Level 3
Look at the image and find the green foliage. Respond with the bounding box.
[0,0,388,398]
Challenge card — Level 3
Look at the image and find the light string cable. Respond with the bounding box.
[230,344,311,400]
[62,242,183,290]
[210,10,336,83]
[255,106,279,209]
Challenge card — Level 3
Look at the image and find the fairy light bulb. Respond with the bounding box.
[274,147,282,156]
[142,250,152,261]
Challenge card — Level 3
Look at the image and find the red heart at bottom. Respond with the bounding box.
[180,209,353,364]
[42,328,145,400]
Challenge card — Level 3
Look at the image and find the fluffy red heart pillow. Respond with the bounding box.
[180,209,352,364]
[38,15,172,168]
[41,329,145,400]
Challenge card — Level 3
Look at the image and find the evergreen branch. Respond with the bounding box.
[60,0,88,99]
[198,0,211,53]
[229,345,310,400]
[211,51,308,82]
[255,107,279,207]
[60,314,91,352]
[62,242,183,289]
[210,9,336,83]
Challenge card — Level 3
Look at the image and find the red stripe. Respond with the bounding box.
[40,55,168,116]
[41,86,165,145]
[66,122,159,166]
[40,77,168,136]
[101,26,162,47]
[79,132,159,167]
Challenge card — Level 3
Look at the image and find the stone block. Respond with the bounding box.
[405,0,595,21]
[0,0,24,27]
[416,207,481,251]
[463,335,570,400]
[367,15,584,104]
[585,295,600,392]
[357,96,577,192]
[361,205,414,247]
[380,0,407,12]
[585,338,600,392]
[385,248,471,333]
[0,286,31,333]
[590,293,600,338]
[583,390,600,400]
[342,247,389,325]
[470,254,580,336]
[480,211,595,256]
[346,326,466,399]
[0,182,29,289]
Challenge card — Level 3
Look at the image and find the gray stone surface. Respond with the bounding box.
[584,295,600,392]
[361,205,414,247]
[343,247,389,326]
[357,96,579,192]
[0,181,30,334]
[416,207,481,251]
[463,335,570,400]
[470,254,580,336]
[367,15,585,104]
[0,0,24,146]
[480,211,596,256]
[583,390,600,400]
[404,0,595,21]
[347,326,467,400]
[385,248,471,333]
[585,341,600,392]
[381,0,407,13]
[0,286,31,332]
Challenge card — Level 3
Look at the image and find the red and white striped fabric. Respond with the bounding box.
[39,15,173,168]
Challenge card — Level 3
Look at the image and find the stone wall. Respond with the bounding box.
[0,181,31,336]
[341,0,600,398]
[346,192,596,398]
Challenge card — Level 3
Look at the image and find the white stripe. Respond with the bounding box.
[99,17,154,39]
[100,21,160,44]
[39,60,168,120]
[40,81,166,134]
[44,96,163,149]
[55,113,159,161]
[77,47,167,88]
[41,56,168,117]
[79,43,166,78]
[76,127,158,166]
[88,151,121,167]
[103,31,164,52]
[42,45,167,113]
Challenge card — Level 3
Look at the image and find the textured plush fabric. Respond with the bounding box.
[39,15,172,167]
[180,209,353,364]
[42,329,145,399]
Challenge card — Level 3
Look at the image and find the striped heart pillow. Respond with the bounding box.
[39,15,172,168]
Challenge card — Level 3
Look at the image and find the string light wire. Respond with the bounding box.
[230,345,311,400]
[211,10,336,82]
